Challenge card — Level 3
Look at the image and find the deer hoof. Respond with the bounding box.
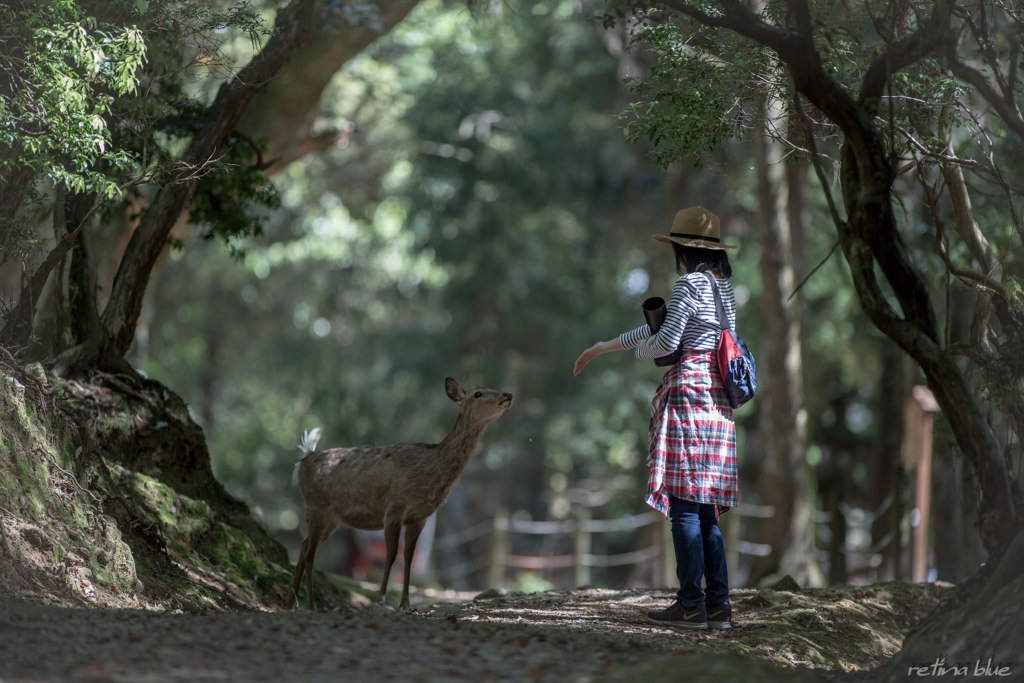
[369,601,397,616]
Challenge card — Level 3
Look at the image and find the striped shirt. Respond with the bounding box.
[620,271,737,358]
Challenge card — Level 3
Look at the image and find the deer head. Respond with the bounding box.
[445,377,513,427]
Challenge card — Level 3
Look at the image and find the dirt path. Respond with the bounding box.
[0,583,949,683]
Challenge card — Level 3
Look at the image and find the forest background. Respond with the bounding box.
[1,0,1021,603]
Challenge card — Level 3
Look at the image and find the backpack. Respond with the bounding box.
[703,273,757,409]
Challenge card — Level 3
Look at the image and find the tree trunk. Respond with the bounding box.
[780,0,1020,554]
[237,0,423,174]
[68,199,101,346]
[0,166,33,228]
[872,338,905,580]
[816,447,848,584]
[786,114,808,282]
[748,95,820,587]
[0,189,84,350]
[932,427,988,584]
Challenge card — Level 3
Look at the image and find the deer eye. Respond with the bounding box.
[474,392,483,398]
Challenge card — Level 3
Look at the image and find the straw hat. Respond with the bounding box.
[654,206,737,250]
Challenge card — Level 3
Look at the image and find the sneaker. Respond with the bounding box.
[707,602,732,629]
[646,600,708,629]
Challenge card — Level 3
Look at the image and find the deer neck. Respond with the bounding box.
[433,413,486,484]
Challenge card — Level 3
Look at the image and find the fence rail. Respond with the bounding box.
[431,495,899,586]
[493,511,663,535]
[430,505,792,586]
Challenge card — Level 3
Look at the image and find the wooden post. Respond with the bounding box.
[724,507,740,582]
[651,515,665,588]
[893,461,906,581]
[902,386,939,583]
[488,510,508,589]
[662,515,676,589]
[574,507,591,588]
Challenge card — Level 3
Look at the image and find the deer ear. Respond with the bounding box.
[445,377,465,403]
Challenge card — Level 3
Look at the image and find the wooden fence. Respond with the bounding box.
[433,503,781,588]
[431,496,905,588]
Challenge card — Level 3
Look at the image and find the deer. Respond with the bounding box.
[286,377,513,611]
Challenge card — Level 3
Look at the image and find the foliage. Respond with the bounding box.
[107,0,280,247]
[0,0,280,270]
[0,0,146,196]
[620,0,1021,230]
[188,137,282,254]
[621,6,780,169]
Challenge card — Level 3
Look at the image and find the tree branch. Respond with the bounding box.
[787,0,813,40]
[859,0,956,103]
[787,238,839,302]
[100,0,319,355]
[659,0,797,56]
[230,130,276,172]
[946,51,1024,145]
[237,0,422,174]
[790,84,844,230]
[916,166,1004,298]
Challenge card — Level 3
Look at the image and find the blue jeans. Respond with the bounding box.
[669,496,730,607]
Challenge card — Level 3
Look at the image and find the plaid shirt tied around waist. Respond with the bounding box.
[646,349,738,519]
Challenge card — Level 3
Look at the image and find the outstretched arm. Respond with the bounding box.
[573,337,625,376]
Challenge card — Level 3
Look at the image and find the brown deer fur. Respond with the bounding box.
[286,378,513,610]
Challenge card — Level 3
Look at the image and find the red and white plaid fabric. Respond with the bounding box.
[646,350,738,519]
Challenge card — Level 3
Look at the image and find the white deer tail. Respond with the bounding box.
[297,427,323,459]
[294,427,323,487]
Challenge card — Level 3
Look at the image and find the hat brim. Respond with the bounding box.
[653,234,738,250]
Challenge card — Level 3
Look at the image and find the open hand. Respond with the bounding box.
[573,342,606,376]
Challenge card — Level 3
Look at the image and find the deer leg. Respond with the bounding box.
[304,539,320,610]
[302,513,339,611]
[399,518,427,611]
[286,536,310,610]
[377,515,404,605]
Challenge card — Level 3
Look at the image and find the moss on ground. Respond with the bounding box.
[0,363,351,612]
[0,370,140,605]
[461,581,953,676]
[688,582,950,672]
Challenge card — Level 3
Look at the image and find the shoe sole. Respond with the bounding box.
[708,621,732,629]
[646,615,707,629]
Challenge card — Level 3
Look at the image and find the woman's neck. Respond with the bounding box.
[688,268,723,279]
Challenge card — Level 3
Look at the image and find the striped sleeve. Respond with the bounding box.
[632,276,701,359]
[619,323,652,350]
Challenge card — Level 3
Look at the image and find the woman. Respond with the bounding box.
[573,206,738,630]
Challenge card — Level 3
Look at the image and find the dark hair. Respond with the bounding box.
[672,243,732,277]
